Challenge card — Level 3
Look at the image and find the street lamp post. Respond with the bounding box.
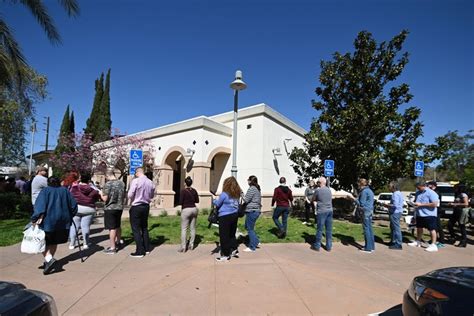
[229,70,247,178]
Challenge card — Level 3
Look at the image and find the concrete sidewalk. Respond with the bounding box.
[0,224,472,316]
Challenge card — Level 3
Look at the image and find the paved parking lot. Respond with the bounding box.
[0,223,472,315]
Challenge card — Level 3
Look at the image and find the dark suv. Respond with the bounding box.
[435,184,456,219]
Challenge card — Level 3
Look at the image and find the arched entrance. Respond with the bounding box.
[207,147,231,194]
[161,147,188,207]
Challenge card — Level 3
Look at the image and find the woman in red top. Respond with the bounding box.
[68,174,100,250]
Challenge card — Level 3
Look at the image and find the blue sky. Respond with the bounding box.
[5,0,473,154]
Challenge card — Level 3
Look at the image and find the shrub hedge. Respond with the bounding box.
[0,193,32,219]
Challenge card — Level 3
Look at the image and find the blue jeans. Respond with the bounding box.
[313,211,333,250]
[245,211,261,250]
[273,206,289,233]
[389,212,402,247]
[362,210,375,251]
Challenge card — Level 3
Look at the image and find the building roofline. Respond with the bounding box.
[211,103,307,137]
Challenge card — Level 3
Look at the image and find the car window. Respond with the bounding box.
[379,194,391,200]
[436,187,455,195]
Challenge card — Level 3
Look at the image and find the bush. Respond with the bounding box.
[0,193,32,219]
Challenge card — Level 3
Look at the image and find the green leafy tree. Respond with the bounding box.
[55,105,74,156]
[290,30,424,191]
[0,0,79,92]
[424,130,474,187]
[0,67,47,165]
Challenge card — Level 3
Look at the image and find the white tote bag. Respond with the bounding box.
[21,225,46,254]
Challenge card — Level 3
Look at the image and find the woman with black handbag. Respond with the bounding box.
[213,176,241,261]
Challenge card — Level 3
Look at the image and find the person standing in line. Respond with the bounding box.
[100,171,125,254]
[408,182,440,252]
[16,177,26,194]
[347,178,375,253]
[128,167,155,258]
[178,176,199,253]
[271,177,294,239]
[448,184,469,248]
[310,177,333,252]
[303,180,317,226]
[31,166,48,206]
[426,181,445,246]
[213,176,241,261]
[386,181,404,250]
[242,175,262,253]
[31,177,78,275]
[68,174,101,250]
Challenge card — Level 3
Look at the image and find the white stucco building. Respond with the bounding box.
[97,103,307,210]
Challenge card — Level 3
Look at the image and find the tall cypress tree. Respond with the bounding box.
[85,73,104,140]
[97,68,111,142]
[69,110,75,134]
[55,105,73,154]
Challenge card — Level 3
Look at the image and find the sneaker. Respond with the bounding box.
[115,239,125,249]
[436,242,445,248]
[145,251,151,255]
[425,244,438,252]
[231,249,239,258]
[359,249,373,253]
[256,243,261,248]
[243,247,255,252]
[43,258,56,275]
[83,244,89,250]
[389,245,403,250]
[310,245,320,252]
[68,244,75,250]
[129,252,145,258]
[215,256,230,262]
[408,240,421,247]
[103,247,117,254]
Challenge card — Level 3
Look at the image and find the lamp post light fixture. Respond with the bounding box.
[230,70,247,178]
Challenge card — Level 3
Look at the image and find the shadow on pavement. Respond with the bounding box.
[332,233,363,250]
[371,303,402,316]
[53,243,105,274]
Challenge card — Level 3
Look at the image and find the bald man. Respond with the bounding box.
[311,177,333,252]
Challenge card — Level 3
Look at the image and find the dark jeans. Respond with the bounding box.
[448,212,467,243]
[245,211,260,250]
[436,213,445,242]
[129,203,151,255]
[304,202,315,222]
[218,212,238,256]
[273,206,290,233]
[362,210,375,251]
[313,211,333,250]
[389,212,402,248]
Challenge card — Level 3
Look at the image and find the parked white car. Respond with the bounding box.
[375,192,409,215]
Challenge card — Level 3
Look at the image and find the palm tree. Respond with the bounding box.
[0,0,80,90]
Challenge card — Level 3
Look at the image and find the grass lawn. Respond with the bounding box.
[121,214,397,247]
[0,219,29,247]
[0,214,414,248]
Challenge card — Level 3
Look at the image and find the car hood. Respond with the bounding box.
[425,267,474,289]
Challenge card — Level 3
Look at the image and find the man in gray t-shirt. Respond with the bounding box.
[100,172,125,254]
[31,166,48,205]
[311,177,333,252]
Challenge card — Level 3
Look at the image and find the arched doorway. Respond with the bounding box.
[207,147,231,194]
[161,147,187,207]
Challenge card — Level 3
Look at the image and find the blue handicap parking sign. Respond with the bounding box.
[414,160,424,177]
[324,160,335,177]
[130,149,143,174]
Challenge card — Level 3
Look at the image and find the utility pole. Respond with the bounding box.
[43,116,50,151]
[28,122,36,175]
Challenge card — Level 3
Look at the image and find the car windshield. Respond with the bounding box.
[379,194,391,200]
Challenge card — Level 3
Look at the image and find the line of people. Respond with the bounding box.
[27,164,470,274]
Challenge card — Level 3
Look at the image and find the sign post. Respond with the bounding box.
[414,160,424,178]
[129,149,143,175]
[324,160,335,188]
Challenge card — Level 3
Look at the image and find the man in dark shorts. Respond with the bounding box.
[408,182,439,252]
[100,171,125,254]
